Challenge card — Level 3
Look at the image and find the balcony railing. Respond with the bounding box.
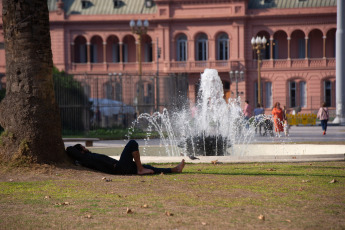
[68,57,335,74]
[250,58,335,69]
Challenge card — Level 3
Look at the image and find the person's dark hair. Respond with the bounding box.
[322,102,327,107]
[257,103,261,108]
[245,100,249,104]
[274,102,280,108]
[74,144,84,152]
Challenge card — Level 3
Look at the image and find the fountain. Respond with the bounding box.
[128,69,255,156]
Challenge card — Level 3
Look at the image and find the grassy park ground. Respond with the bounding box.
[0,161,344,229]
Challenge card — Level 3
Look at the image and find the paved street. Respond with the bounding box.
[252,124,345,144]
[70,125,345,148]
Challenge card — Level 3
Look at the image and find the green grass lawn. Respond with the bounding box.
[0,161,344,229]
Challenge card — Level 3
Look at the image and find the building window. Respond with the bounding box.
[177,35,187,61]
[90,44,97,63]
[81,0,91,9]
[112,43,119,63]
[105,82,113,100]
[217,33,229,60]
[300,81,307,107]
[324,80,332,107]
[83,83,91,98]
[145,43,153,62]
[265,82,272,108]
[79,44,87,63]
[196,34,208,61]
[289,81,296,107]
[145,83,153,104]
[122,44,128,63]
[273,40,278,59]
[145,0,153,8]
[113,0,121,8]
[115,82,122,101]
[298,39,305,58]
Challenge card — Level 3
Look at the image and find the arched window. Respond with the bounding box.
[195,33,208,61]
[177,34,187,61]
[74,36,87,63]
[217,33,229,60]
[90,36,103,63]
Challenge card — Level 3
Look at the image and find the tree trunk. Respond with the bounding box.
[0,0,66,163]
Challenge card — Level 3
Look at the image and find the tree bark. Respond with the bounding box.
[0,0,66,163]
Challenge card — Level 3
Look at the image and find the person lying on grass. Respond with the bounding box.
[66,140,185,175]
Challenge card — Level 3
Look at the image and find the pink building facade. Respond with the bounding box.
[0,0,337,114]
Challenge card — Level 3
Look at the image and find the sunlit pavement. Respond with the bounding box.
[64,125,345,163]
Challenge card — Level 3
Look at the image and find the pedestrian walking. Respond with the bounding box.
[317,102,329,135]
[272,102,284,137]
[243,100,252,129]
[253,103,265,135]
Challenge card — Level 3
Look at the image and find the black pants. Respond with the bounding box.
[115,140,172,175]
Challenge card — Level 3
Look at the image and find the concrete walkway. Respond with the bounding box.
[64,125,345,163]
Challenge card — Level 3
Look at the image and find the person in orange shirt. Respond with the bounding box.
[271,102,284,137]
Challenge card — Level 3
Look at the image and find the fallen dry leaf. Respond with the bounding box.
[165,211,174,216]
[160,172,164,175]
[44,196,51,199]
[258,214,265,221]
[126,207,133,214]
[267,168,276,171]
[141,204,148,208]
[102,177,112,182]
[286,219,291,222]
[85,214,92,219]
[211,160,218,165]
[54,202,71,206]
[302,180,310,183]
[330,179,338,183]
[201,222,207,225]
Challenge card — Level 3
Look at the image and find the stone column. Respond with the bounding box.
[87,42,91,63]
[334,0,345,124]
[103,42,107,63]
[304,37,308,59]
[322,36,326,59]
[151,41,156,62]
[287,37,291,59]
[270,37,273,60]
[119,42,123,63]
[70,42,75,64]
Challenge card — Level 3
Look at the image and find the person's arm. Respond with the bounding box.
[317,108,321,119]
